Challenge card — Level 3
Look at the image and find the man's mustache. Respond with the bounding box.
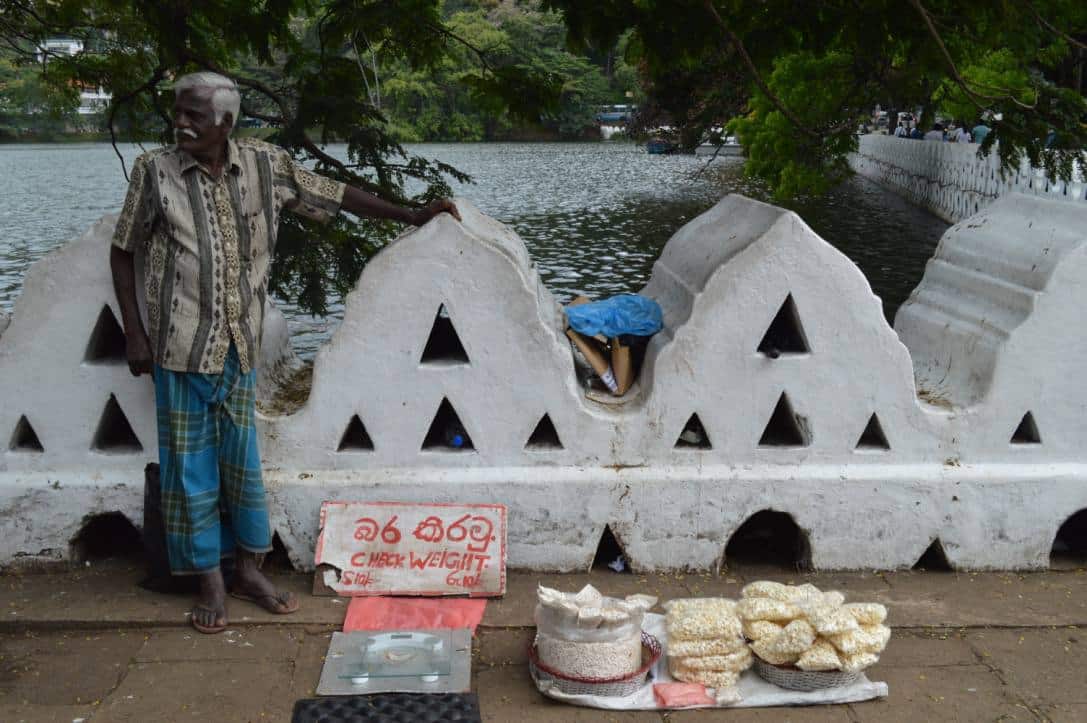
[174,128,200,141]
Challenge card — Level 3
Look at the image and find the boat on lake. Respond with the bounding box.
[646,138,678,154]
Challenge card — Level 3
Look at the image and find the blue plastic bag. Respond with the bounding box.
[565,294,663,338]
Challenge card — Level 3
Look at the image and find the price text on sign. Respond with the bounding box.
[314,501,507,596]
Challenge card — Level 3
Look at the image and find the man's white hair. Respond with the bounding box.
[174,72,241,128]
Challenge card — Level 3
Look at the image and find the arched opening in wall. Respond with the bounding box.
[912,538,953,571]
[525,413,563,450]
[262,532,295,572]
[337,415,374,452]
[83,305,127,364]
[69,512,144,565]
[91,395,142,453]
[757,294,810,358]
[1050,510,1087,570]
[758,393,810,448]
[723,510,811,573]
[591,525,630,573]
[1010,412,1041,445]
[675,413,712,450]
[419,304,470,366]
[421,397,475,452]
[9,414,44,453]
[855,413,890,451]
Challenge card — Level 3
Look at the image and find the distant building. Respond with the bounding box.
[35,37,111,115]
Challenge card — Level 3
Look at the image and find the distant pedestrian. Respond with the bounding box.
[971,119,991,145]
[893,123,908,138]
[910,126,924,140]
[953,123,971,143]
[923,123,944,141]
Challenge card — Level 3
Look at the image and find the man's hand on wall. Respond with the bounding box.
[411,199,462,226]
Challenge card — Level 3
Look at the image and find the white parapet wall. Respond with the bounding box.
[849,134,1086,224]
[1,194,1085,572]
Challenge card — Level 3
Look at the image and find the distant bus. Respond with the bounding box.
[595,105,635,124]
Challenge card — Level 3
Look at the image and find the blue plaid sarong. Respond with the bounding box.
[153,344,271,574]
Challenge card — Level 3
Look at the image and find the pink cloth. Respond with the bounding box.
[343,596,488,635]
[653,682,714,708]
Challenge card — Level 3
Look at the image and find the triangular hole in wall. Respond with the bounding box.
[525,413,563,450]
[422,397,474,451]
[855,413,890,450]
[591,525,629,573]
[1010,412,1041,444]
[675,413,712,449]
[420,304,470,365]
[9,415,43,452]
[91,394,143,453]
[758,393,809,447]
[84,305,127,364]
[337,415,374,451]
[757,294,810,358]
[913,538,953,571]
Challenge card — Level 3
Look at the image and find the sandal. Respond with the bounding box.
[191,604,228,634]
[229,589,300,615]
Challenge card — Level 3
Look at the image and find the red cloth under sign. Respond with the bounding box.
[343,596,488,635]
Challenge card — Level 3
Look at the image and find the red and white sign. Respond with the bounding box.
[314,501,507,597]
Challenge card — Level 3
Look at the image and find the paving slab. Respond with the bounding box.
[873,630,977,668]
[0,629,141,705]
[878,570,1087,627]
[966,628,1087,706]
[664,703,856,722]
[2,567,1087,721]
[5,566,1087,633]
[1038,703,1087,722]
[474,626,534,666]
[290,629,336,700]
[93,659,295,723]
[0,561,345,629]
[864,665,1034,722]
[0,702,97,723]
[133,626,304,663]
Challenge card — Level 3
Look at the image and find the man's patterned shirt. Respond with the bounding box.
[112,138,345,374]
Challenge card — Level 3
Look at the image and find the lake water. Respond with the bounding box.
[0,141,947,359]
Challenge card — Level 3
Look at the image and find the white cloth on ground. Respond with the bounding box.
[531,613,889,711]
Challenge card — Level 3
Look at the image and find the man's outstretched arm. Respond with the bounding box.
[341,186,461,226]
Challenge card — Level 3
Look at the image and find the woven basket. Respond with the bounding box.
[528,632,662,698]
[753,656,860,691]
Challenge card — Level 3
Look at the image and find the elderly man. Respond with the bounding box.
[110,72,459,633]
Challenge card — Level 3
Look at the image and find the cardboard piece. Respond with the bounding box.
[313,501,507,597]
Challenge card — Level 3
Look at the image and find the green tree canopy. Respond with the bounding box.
[546,0,1087,199]
[0,0,565,314]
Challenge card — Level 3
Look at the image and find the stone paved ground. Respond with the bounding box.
[1,561,1085,722]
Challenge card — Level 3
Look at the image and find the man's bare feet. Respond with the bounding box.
[192,569,228,634]
[229,548,299,614]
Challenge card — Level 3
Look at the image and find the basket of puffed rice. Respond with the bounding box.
[752,656,860,691]
[737,580,890,691]
[529,631,663,697]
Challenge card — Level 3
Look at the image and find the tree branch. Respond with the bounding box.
[421,20,496,72]
[107,65,167,181]
[909,0,1037,110]
[195,59,410,204]
[703,0,821,139]
[1026,2,1087,51]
